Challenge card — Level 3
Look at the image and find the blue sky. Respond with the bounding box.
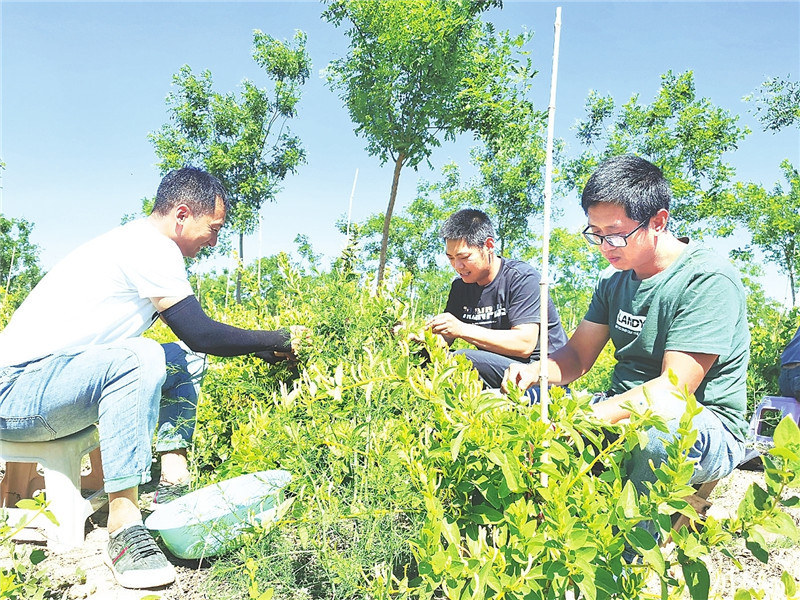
[1,1,798,303]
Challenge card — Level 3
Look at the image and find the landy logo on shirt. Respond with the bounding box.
[616,310,645,335]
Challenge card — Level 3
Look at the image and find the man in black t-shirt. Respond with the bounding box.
[427,209,567,392]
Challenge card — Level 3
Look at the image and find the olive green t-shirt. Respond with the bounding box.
[584,242,749,440]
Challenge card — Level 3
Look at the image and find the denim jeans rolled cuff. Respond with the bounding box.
[155,341,206,453]
[104,471,153,494]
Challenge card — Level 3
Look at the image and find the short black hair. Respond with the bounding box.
[580,155,671,222]
[151,167,229,217]
[439,209,496,248]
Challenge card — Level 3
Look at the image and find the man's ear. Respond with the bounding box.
[175,204,192,224]
[651,209,670,233]
[484,237,496,252]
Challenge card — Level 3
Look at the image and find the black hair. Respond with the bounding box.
[151,167,229,217]
[439,209,496,248]
[580,155,671,222]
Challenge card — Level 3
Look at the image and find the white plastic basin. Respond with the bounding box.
[145,470,291,559]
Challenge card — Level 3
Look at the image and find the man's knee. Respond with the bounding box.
[454,349,514,388]
[162,342,206,382]
[112,338,167,391]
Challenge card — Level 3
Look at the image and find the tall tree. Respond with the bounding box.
[323,0,533,285]
[356,189,451,280]
[150,29,310,301]
[732,77,800,306]
[561,70,749,235]
[357,111,552,276]
[729,161,799,306]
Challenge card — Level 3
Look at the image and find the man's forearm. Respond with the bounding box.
[457,323,536,358]
[161,296,291,356]
[592,374,689,423]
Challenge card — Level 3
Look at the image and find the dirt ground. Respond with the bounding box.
[2,466,799,600]
[664,467,800,599]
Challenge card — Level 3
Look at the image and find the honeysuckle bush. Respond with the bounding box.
[189,260,800,600]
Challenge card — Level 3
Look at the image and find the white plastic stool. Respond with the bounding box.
[0,425,105,552]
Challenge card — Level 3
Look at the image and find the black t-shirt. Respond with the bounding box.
[444,258,568,361]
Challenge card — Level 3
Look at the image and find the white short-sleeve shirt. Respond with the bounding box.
[0,219,193,367]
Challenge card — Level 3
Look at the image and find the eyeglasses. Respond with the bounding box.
[582,219,648,248]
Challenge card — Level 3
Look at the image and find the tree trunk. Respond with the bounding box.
[236,232,244,304]
[784,244,797,307]
[377,154,405,287]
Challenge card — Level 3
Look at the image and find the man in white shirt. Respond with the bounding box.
[0,167,296,589]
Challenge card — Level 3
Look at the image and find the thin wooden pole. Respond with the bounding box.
[540,7,562,427]
[5,246,16,296]
[345,168,359,241]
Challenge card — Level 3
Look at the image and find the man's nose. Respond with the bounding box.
[600,238,617,249]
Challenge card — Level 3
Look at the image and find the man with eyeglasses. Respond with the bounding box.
[426,208,568,397]
[503,155,749,526]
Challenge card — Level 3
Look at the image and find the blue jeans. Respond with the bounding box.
[624,401,745,494]
[454,348,532,389]
[779,363,800,400]
[453,348,548,402]
[0,339,205,493]
[620,394,744,553]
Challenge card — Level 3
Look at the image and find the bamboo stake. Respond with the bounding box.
[540,7,562,422]
[5,245,16,296]
[346,168,359,241]
[539,8,562,488]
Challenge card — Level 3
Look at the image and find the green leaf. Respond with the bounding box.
[450,426,467,461]
[760,510,800,540]
[442,518,461,548]
[626,526,665,574]
[682,559,710,600]
[782,570,797,597]
[744,530,770,563]
[615,480,639,521]
[773,415,800,449]
[769,447,800,463]
[782,495,800,507]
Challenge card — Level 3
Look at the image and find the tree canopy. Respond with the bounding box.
[562,70,749,236]
[150,29,311,301]
[323,0,535,285]
[746,76,800,132]
[150,32,309,239]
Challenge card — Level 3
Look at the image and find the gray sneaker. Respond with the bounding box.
[105,523,176,589]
